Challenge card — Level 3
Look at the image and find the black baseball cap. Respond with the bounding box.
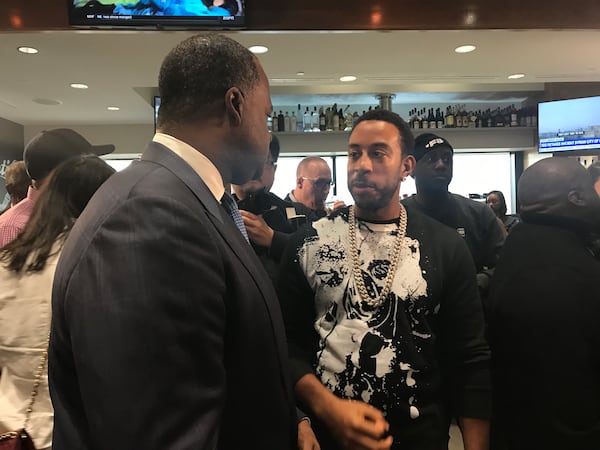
[24,128,115,181]
[413,133,454,162]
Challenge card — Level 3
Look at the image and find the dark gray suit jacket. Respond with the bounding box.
[49,142,296,449]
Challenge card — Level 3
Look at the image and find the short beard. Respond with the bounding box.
[352,184,398,212]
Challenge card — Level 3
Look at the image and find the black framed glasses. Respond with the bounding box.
[301,177,334,188]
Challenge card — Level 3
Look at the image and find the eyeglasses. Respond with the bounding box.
[301,177,334,188]
[264,160,277,169]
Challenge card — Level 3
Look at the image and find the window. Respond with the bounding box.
[273,152,515,213]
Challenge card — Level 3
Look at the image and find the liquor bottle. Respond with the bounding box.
[469,110,477,128]
[344,110,353,131]
[420,109,428,129]
[455,106,462,128]
[332,109,340,131]
[445,106,454,128]
[510,105,518,127]
[476,110,483,128]
[519,107,526,127]
[495,108,505,127]
[428,108,435,129]
[503,108,511,128]
[319,107,327,131]
[338,108,344,131]
[303,107,311,132]
[529,107,537,127]
[277,111,285,132]
[324,107,332,131]
[290,112,297,132]
[312,106,320,132]
[271,112,278,132]
[352,111,359,127]
[436,108,444,129]
[296,104,303,132]
[284,111,291,132]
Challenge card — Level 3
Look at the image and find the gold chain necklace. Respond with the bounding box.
[348,204,407,307]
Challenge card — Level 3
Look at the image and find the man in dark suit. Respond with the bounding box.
[49,34,300,450]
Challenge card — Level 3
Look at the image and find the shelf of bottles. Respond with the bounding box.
[407,105,537,130]
[268,103,538,134]
[269,104,362,133]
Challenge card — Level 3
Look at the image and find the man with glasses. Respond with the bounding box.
[285,156,337,219]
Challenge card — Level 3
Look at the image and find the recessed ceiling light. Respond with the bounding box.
[454,45,477,54]
[70,83,89,89]
[339,75,357,82]
[507,73,526,79]
[33,98,62,106]
[107,106,120,111]
[17,46,38,54]
[296,71,305,76]
[248,45,268,54]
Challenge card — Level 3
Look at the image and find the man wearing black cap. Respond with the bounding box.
[486,157,600,450]
[402,133,505,295]
[0,128,114,247]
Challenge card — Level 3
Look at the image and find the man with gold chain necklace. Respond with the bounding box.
[278,109,491,450]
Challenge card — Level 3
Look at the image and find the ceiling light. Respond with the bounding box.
[107,106,120,111]
[17,46,38,54]
[70,83,88,89]
[507,73,526,79]
[33,98,62,106]
[339,75,357,82]
[454,45,476,54]
[248,45,268,54]
[296,71,305,76]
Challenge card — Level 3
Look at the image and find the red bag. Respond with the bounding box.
[0,429,36,450]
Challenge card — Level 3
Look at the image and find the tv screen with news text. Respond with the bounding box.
[538,95,600,154]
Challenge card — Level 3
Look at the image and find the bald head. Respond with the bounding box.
[519,157,600,230]
[294,157,332,211]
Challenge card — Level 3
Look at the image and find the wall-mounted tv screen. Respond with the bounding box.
[68,0,245,28]
[538,95,600,154]
[153,96,160,130]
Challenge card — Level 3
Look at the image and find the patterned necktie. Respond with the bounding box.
[221,192,249,243]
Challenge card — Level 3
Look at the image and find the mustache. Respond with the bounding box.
[349,177,377,189]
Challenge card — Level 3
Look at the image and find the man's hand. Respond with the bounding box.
[323,397,393,450]
[297,419,320,450]
[296,374,392,450]
[239,210,274,247]
[332,200,347,212]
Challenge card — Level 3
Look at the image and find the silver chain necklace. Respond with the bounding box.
[348,204,407,307]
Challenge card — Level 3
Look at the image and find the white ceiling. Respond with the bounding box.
[1,29,600,126]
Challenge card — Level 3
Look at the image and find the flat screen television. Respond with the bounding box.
[153,96,160,130]
[538,95,600,154]
[68,0,245,28]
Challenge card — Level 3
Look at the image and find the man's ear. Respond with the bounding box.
[567,189,587,207]
[224,87,244,126]
[296,176,304,189]
[402,155,416,179]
